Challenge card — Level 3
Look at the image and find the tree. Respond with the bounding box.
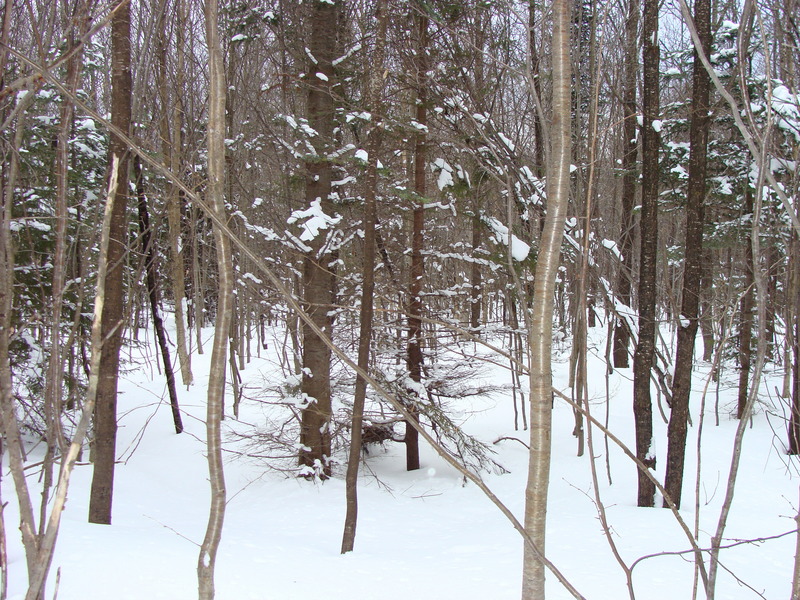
[341,0,389,554]
[405,1,429,473]
[612,0,639,370]
[197,0,231,595]
[663,0,711,510]
[631,0,659,508]
[521,0,571,595]
[88,0,132,526]
[298,0,343,478]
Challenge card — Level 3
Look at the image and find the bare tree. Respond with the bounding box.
[632,0,659,508]
[521,0,571,595]
[341,0,389,554]
[88,0,132,526]
[161,0,193,386]
[197,0,231,596]
[404,1,429,473]
[613,0,639,370]
[663,0,712,511]
[298,0,343,478]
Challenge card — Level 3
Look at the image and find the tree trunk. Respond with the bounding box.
[521,0,570,595]
[789,227,800,453]
[632,0,660,508]
[341,0,388,554]
[298,0,342,478]
[663,0,711,510]
[197,0,230,596]
[738,189,755,420]
[89,0,132,526]
[405,4,428,473]
[613,0,639,369]
[0,86,40,592]
[164,0,193,387]
[133,156,183,434]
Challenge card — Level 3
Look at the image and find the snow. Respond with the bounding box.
[287,198,341,242]
[484,217,531,262]
[497,132,516,152]
[771,85,800,142]
[431,158,454,190]
[3,318,798,600]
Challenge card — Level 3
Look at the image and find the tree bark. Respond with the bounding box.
[632,0,659,508]
[664,0,711,510]
[298,0,342,478]
[89,0,132,526]
[133,156,183,433]
[197,0,230,596]
[521,0,571,595]
[0,85,39,592]
[789,227,800,453]
[164,0,193,386]
[613,0,639,369]
[341,0,388,554]
[405,2,429,473]
[738,189,755,420]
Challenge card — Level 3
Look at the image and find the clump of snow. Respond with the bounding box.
[287,199,341,242]
[431,158,454,190]
[484,217,531,262]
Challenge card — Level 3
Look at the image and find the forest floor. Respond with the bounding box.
[3,319,797,599]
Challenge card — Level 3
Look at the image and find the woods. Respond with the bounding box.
[1,0,800,598]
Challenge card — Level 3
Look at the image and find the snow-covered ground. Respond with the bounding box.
[3,320,797,599]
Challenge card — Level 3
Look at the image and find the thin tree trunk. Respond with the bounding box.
[521,0,571,595]
[738,189,755,419]
[664,0,711,510]
[133,156,183,433]
[341,0,388,554]
[405,2,428,473]
[789,224,800,452]
[0,86,39,591]
[197,0,230,596]
[632,0,660,508]
[88,0,131,526]
[165,0,193,386]
[613,0,638,369]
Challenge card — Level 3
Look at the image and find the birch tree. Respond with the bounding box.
[197,0,231,596]
[521,0,571,595]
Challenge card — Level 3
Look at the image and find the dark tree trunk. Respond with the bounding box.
[405,4,428,473]
[298,0,341,478]
[133,156,183,434]
[789,229,800,454]
[738,188,755,419]
[341,0,388,554]
[664,0,711,510]
[529,1,545,184]
[632,0,659,508]
[89,0,132,525]
[613,0,638,369]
